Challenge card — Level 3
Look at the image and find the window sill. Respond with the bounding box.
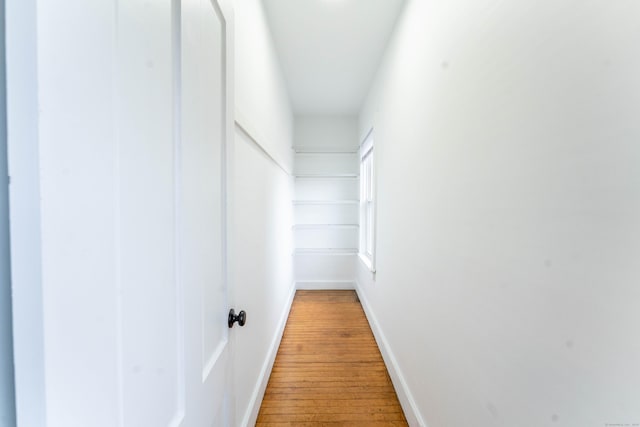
[358,253,376,273]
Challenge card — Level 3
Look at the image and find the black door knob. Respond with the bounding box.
[228,309,246,328]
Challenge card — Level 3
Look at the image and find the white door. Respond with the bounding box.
[180,0,235,425]
[6,0,235,426]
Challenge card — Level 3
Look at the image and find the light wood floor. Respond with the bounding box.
[256,290,408,426]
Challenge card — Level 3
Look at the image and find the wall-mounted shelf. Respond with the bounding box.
[294,173,358,179]
[295,151,358,156]
[293,147,358,154]
[293,200,359,205]
[293,224,359,230]
[294,248,358,255]
[293,136,360,283]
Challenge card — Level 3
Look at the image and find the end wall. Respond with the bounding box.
[358,1,640,426]
[292,116,359,290]
[294,116,358,152]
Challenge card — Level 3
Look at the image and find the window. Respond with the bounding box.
[359,130,375,272]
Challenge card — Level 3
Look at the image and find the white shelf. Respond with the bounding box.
[294,248,358,255]
[293,147,358,154]
[293,224,359,230]
[293,140,360,282]
[295,149,358,157]
[294,173,358,179]
[293,200,359,205]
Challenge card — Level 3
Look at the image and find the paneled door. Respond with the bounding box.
[6,0,235,425]
[180,0,235,425]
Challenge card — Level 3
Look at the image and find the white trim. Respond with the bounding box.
[294,173,359,179]
[240,283,296,427]
[170,1,186,423]
[359,128,376,272]
[358,252,376,274]
[355,282,428,427]
[293,224,358,230]
[293,147,358,154]
[294,248,358,255]
[295,151,358,156]
[295,280,356,290]
[359,127,374,150]
[293,200,359,205]
[235,109,292,176]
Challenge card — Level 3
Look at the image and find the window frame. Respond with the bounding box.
[359,129,376,273]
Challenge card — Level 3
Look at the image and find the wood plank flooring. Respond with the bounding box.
[256,290,408,426]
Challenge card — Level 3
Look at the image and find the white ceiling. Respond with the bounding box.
[262,0,406,115]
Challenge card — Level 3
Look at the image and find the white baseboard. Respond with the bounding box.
[240,283,296,427]
[355,281,428,427]
[295,280,356,290]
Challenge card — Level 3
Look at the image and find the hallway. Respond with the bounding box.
[4,0,640,426]
[257,291,407,426]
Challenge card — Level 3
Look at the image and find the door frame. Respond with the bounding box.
[5,0,46,424]
[1,0,17,422]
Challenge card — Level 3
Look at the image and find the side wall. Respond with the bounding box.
[0,0,17,423]
[234,0,293,171]
[358,1,640,426]
[233,1,295,425]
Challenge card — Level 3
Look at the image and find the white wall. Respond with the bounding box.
[0,0,17,423]
[235,0,293,171]
[294,116,358,152]
[358,1,640,426]
[233,1,295,425]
